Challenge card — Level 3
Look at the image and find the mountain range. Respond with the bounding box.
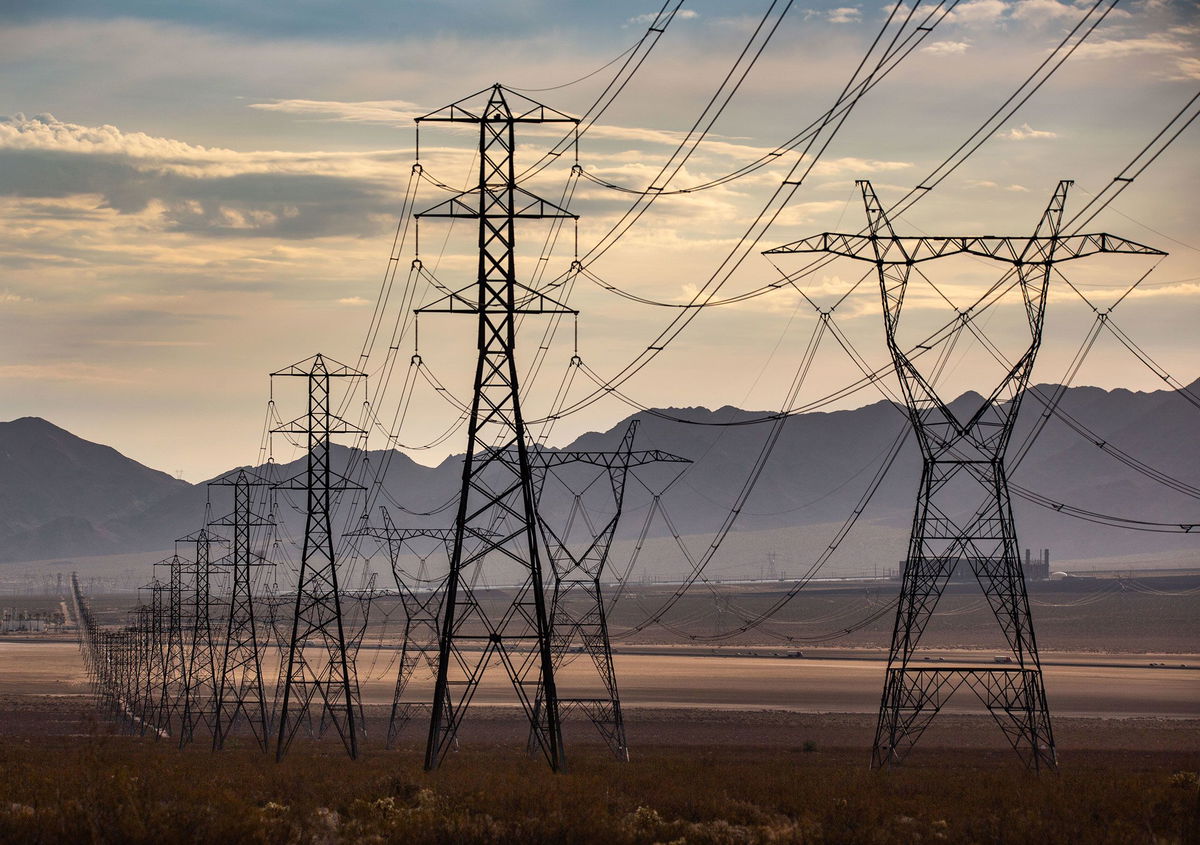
[1,379,1197,574]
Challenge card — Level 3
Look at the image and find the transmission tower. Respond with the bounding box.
[135,577,169,737]
[765,180,1165,770]
[414,84,579,770]
[524,420,689,761]
[209,469,274,751]
[176,527,223,747]
[271,353,367,760]
[149,558,187,738]
[348,513,458,747]
[317,572,377,745]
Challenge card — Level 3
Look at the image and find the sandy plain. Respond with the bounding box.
[2,639,1195,719]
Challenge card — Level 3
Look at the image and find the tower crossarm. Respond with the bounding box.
[415,83,578,125]
[514,448,691,471]
[764,232,1165,263]
[417,187,578,221]
[416,280,577,316]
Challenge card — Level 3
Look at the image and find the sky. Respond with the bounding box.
[1,0,1198,481]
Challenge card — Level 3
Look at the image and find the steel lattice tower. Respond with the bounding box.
[272,353,367,760]
[151,558,187,738]
[765,180,1165,769]
[349,513,458,747]
[414,84,579,770]
[137,577,170,736]
[524,420,689,761]
[210,469,274,751]
[177,527,222,747]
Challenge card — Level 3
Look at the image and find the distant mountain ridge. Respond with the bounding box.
[1,379,1198,566]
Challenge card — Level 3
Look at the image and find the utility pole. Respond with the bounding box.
[272,353,366,760]
[209,468,274,751]
[765,180,1164,770]
[414,84,579,771]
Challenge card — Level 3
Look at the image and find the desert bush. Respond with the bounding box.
[0,737,1196,843]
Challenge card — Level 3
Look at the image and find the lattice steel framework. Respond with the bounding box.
[210,469,274,751]
[272,353,366,760]
[349,513,456,748]
[414,84,579,771]
[176,527,222,747]
[151,558,187,738]
[318,574,377,745]
[765,180,1165,770]
[136,577,169,737]
[523,420,689,761]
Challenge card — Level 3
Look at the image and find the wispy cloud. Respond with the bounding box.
[0,363,138,384]
[0,113,405,238]
[947,0,1008,25]
[249,99,427,125]
[1000,123,1057,140]
[627,9,698,26]
[924,40,972,55]
[828,7,863,24]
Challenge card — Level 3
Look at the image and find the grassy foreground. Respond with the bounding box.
[0,735,1197,844]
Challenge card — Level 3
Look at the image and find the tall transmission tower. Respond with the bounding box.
[765,180,1165,770]
[414,84,579,771]
[177,526,223,747]
[271,353,367,760]
[209,469,274,751]
[525,420,689,761]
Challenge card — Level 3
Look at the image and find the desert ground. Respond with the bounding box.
[1,579,1197,842]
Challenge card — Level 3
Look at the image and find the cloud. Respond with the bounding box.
[1000,123,1057,140]
[811,157,913,177]
[0,113,402,239]
[1073,34,1191,61]
[337,296,369,305]
[966,180,1031,191]
[827,7,863,24]
[249,99,427,125]
[628,9,698,25]
[1011,0,1087,20]
[923,40,971,55]
[1173,56,1200,80]
[94,340,210,347]
[947,0,1009,25]
[0,363,137,384]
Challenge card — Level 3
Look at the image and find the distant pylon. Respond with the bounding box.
[525,419,689,761]
[348,512,458,747]
[136,577,170,737]
[317,571,377,745]
[414,84,579,771]
[176,526,223,747]
[765,179,1165,770]
[151,557,187,738]
[271,353,367,760]
[209,468,274,751]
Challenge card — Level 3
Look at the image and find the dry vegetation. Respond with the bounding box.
[0,731,1197,844]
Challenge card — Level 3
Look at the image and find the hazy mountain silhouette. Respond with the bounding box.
[1,380,1197,566]
[0,417,187,561]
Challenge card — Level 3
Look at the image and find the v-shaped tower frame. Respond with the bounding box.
[766,180,1165,769]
